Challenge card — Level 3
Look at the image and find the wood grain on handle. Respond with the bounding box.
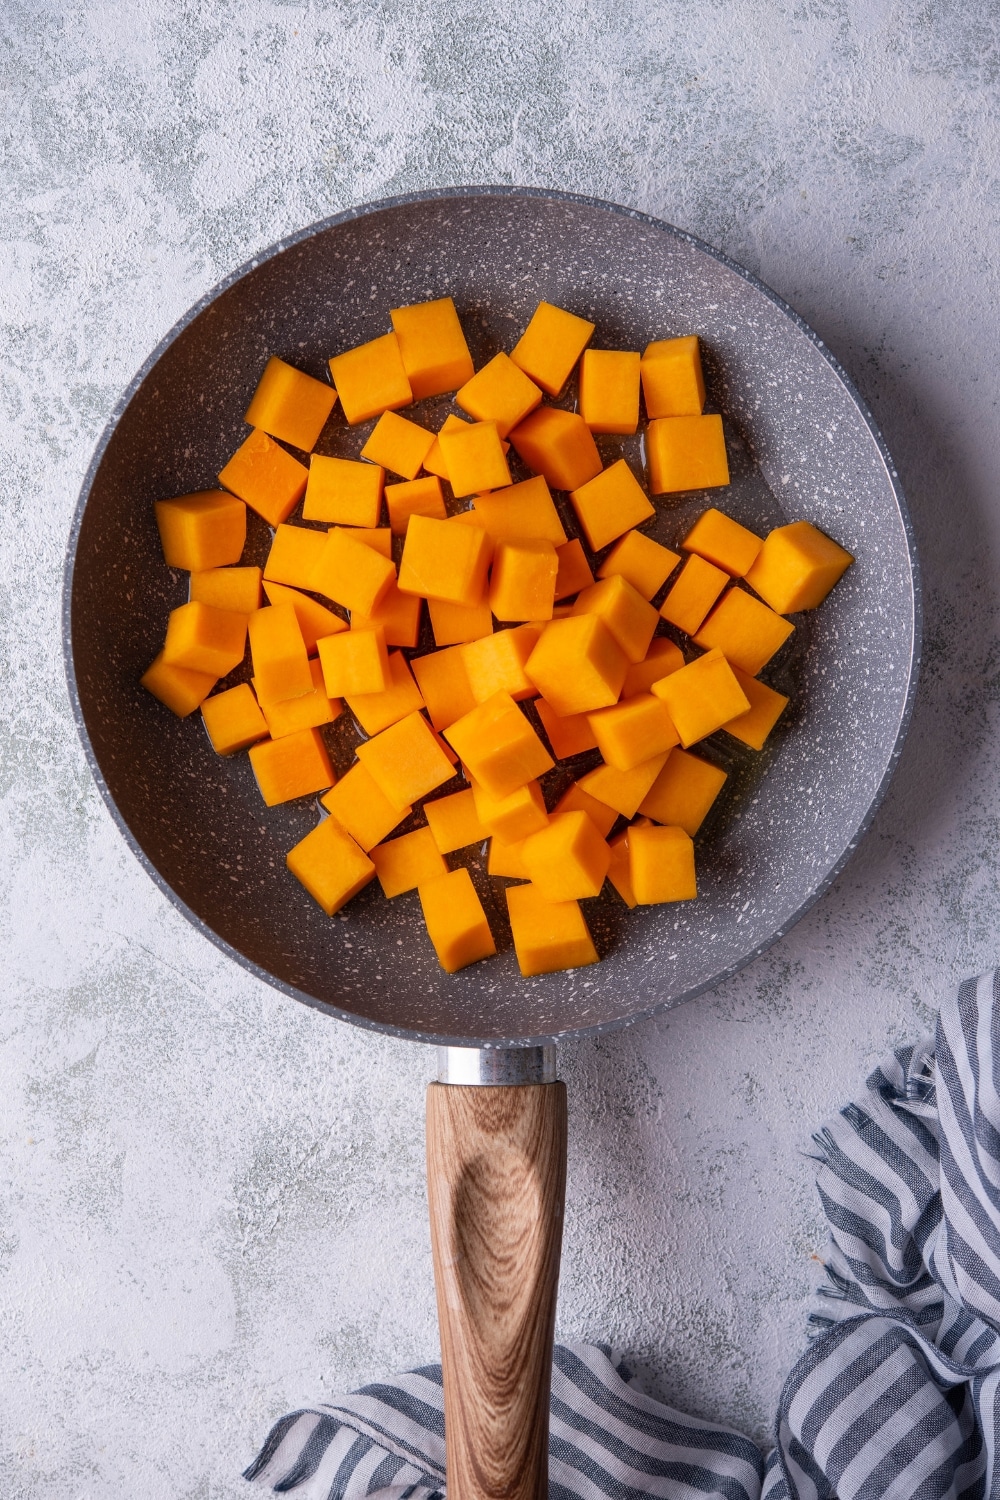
[426,1082,567,1500]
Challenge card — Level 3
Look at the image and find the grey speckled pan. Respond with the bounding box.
[63,187,921,1049]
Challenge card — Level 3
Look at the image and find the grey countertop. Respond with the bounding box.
[3,4,999,1495]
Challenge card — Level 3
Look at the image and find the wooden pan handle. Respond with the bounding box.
[426,1079,567,1500]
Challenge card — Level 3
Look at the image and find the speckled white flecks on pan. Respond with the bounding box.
[1,2,998,1497]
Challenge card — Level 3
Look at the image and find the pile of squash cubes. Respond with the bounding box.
[143,296,853,977]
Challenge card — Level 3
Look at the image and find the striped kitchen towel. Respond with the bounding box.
[246,969,1000,1499]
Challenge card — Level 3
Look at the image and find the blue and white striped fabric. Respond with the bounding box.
[246,969,1000,1500]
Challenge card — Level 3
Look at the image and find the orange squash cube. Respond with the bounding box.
[418,868,497,973]
[535,698,598,759]
[489,539,558,623]
[264,523,328,591]
[248,603,312,704]
[744,520,854,613]
[647,414,729,495]
[356,710,455,808]
[587,693,679,771]
[554,538,595,601]
[553,780,617,837]
[578,752,669,818]
[371,826,448,897]
[218,429,308,526]
[343,648,423,734]
[510,301,595,397]
[445,691,553,800]
[456,352,543,437]
[692,589,794,675]
[351,582,423,650]
[651,648,750,746]
[244,355,337,452]
[424,788,488,854]
[506,883,598,976]
[311,526,396,616]
[286,815,375,915]
[439,420,511,497]
[140,652,216,718]
[257,657,342,738]
[411,646,477,731]
[571,575,658,664]
[361,410,435,481]
[390,296,474,399]
[321,762,410,852]
[638,747,727,834]
[629,822,697,903]
[621,637,685,697]
[606,825,641,908]
[249,726,335,806]
[397,514,491,607]
[683,507,762,576]
[423,414,470,481]
[385,475,447,534]
[521,809,610,901]
[487,836,529,879]
[470,776,548,842]
[190,565,262,615]
[472,476,567,546]
[155,490,246,572]
[303,455,384,527]
[568,459,655,552]
[428,595,493,647]
[598,530,679,601]
[578,349,641,434]
[329,332,412,425]
[640,336,706,418]
[722,667,789,750]
[262,581,346,653]
[163,600,247,678]
[462,624,542,703]
[318,625,390,697]
[525,614,627,717]
[509,407,602,492]
[659,554,730,635]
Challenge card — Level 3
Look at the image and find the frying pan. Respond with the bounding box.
[64,188,919,1500]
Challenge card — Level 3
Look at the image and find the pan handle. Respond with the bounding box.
[427,1047,566,1500]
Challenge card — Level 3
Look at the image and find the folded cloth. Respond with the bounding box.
[246,969,1000,1500]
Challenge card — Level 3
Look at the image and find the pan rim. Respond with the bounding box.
[62,184,922,1049]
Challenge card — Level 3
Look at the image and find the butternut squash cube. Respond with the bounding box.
[286,815,375,915]
[722,667,789,750]
[352,582,423,650]
[249,726,335,806]
[692,589,795,675]
[463,624,542,704]
[248,603,312,704]
[262,581,346,653]
[473,476,567,546]
[219,429,308,526]
[439,420,511,497]
[470,776,548,842]
[418,868,497,973]
[397,514,491,607]
[371,826,448,897]
[264,523,328,592]
[163,600,247,678]
[640,336,706,419]
[390,296,474,399]
[621,637,685,697]
[489,539,558,623]
[423,414,471,481]
[488,836,529,879]
[571,575,658,664]
[578,349,641,434]
[411,646,477,731]
[244,355,337,452]
[312,526,397,615]
[318,625,390,697]
[607,826,639,908]
[155,490,246,571]
[509,407,602,492]
[683,507,762,576]
[598,531,679,601]
[321,761,410,852]
[535,698,599,759]
[385,475,447,534]
[629,822,697,903]
[568,459,654,553]
[506,883,598,976]
[303,455,384,528]
[424,788,488,854]
[554,538,595,601]
[343,648,423,734]
[521,809,610,901]
[554,780,617,837]
[587,693,679,771]
[190,565,262,615]
[257,657,342,738]
[525,614,627,717]
[456,352,543,438]
[646,414,729,495]
[356,710,455,808]
[429,595,493,647]
[510,302,595,397]
[659,554,729,635]
[140,652,216,718]
[638,747,727,834]
[745,520,853,613]
[444,691,553,800]
[329,332,412,425]
[651,648,750,747]
[578,752,669,818]
[360,409,434,480]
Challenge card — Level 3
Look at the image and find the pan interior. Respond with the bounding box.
[67,192,917,1044]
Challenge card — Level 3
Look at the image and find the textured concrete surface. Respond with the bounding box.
[2,2,999,1495]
